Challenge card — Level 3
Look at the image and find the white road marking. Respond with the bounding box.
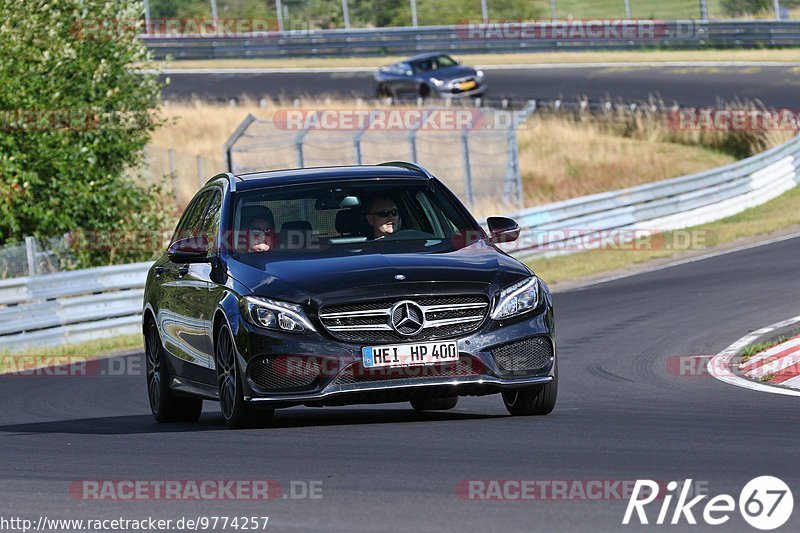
[708,314,800,397]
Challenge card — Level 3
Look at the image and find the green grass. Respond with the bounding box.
[0,334,142,374]
[552,0,724,19]
[528,183,800,286]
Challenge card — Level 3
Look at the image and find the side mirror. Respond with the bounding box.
[168,236,210,263]
[487,216,520,244]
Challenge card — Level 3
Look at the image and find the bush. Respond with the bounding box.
[0,0,168,268]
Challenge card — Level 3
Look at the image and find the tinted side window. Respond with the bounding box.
[171,191,211,244]
[199,189,222,252]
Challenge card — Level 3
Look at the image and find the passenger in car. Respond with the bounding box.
[247,216,273,252]
[365,196,400,239]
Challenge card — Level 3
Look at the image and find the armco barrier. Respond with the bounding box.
[500,134,800,258]
[0,262,152,353]
[143,21,800,60]
[1,134,798,352]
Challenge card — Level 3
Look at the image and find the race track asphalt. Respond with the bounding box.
[2,234,799,531]
[160,65,800,107]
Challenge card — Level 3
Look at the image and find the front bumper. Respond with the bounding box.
[436,83,487,98]
[235,297,554,407]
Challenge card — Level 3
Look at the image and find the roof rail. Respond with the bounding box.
[206,172,238,192]
[378,161,432,178]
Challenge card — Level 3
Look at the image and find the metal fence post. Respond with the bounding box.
[295,123,313,168]
[699,0,708,20]
[342,0,351,29]
[480,0,488,23]
[223,114,257,173]
[353,111,378,165]
[24,236,37,277]
[168,148,178,202]
[550,0,556,19]
[774,0,782,20]
[197,154,205,189]
[275,0,284,32]
[410,0,418,27]
[461,127,474,207]
[210,0,219,30]
[624,0,631,18]
[505,100,537,208]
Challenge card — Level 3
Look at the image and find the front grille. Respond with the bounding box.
[318,295,489,343]
[247,356,322,392]
[332,357,483,386]
[492,337,553,375]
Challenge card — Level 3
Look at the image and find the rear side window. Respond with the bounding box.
[171,191,212,244]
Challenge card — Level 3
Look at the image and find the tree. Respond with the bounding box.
[0,0,168,266]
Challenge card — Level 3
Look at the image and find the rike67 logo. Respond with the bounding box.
[623,477,793,530]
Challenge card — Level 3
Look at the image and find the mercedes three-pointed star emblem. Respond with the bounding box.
[389,300,424,336]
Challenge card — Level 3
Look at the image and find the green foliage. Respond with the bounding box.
[721,0,771,16]
[0,0,168,267]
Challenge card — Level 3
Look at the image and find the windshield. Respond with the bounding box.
[413,55,457,72]
[231,179,482,256]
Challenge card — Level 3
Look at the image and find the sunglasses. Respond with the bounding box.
[370,208,399,218]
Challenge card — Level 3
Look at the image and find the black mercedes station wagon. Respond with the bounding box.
[143,162,556,428]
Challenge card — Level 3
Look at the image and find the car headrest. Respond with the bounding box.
[280,221,312,234]
[240,205,275,230]
[335,209,362,235]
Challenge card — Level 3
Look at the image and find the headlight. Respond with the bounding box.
[242,296,316,333]
[429,77,445,87]
[491,276,540,320]
[475,69,485,81]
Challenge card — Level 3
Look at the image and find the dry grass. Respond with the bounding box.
[516,114,735,204]
[148,99,755,210]
[151,49,800,71]
[0,334,142,368]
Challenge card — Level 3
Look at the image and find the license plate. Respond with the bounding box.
[458,80,476,91]
[362,341,459,368]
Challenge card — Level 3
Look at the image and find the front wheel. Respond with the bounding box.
[215,325,274,429]
[502,363,558,416]
[145,320,203,423]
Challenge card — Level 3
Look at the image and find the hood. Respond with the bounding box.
[427,65,477,81]
[229,242,530,306]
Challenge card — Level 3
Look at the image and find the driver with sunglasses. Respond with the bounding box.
[365,196,400,239]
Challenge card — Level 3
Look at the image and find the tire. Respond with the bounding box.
[501,362,558,416]
[215,325,275,429]
[376,83,391,98]
[418,84,431,99]
[411,396,458,411]
[145,319,203,423]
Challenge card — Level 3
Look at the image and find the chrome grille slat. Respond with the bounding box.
[424,315,483,328]
[420,302,488,312]
[318,309,391,319]
[318,295,489,343]
[327,324,394,331]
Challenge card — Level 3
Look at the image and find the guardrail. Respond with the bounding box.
[144,21,800,60]
[0,262,151,353]
[2,134,798,352]
[500,134,800,258]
